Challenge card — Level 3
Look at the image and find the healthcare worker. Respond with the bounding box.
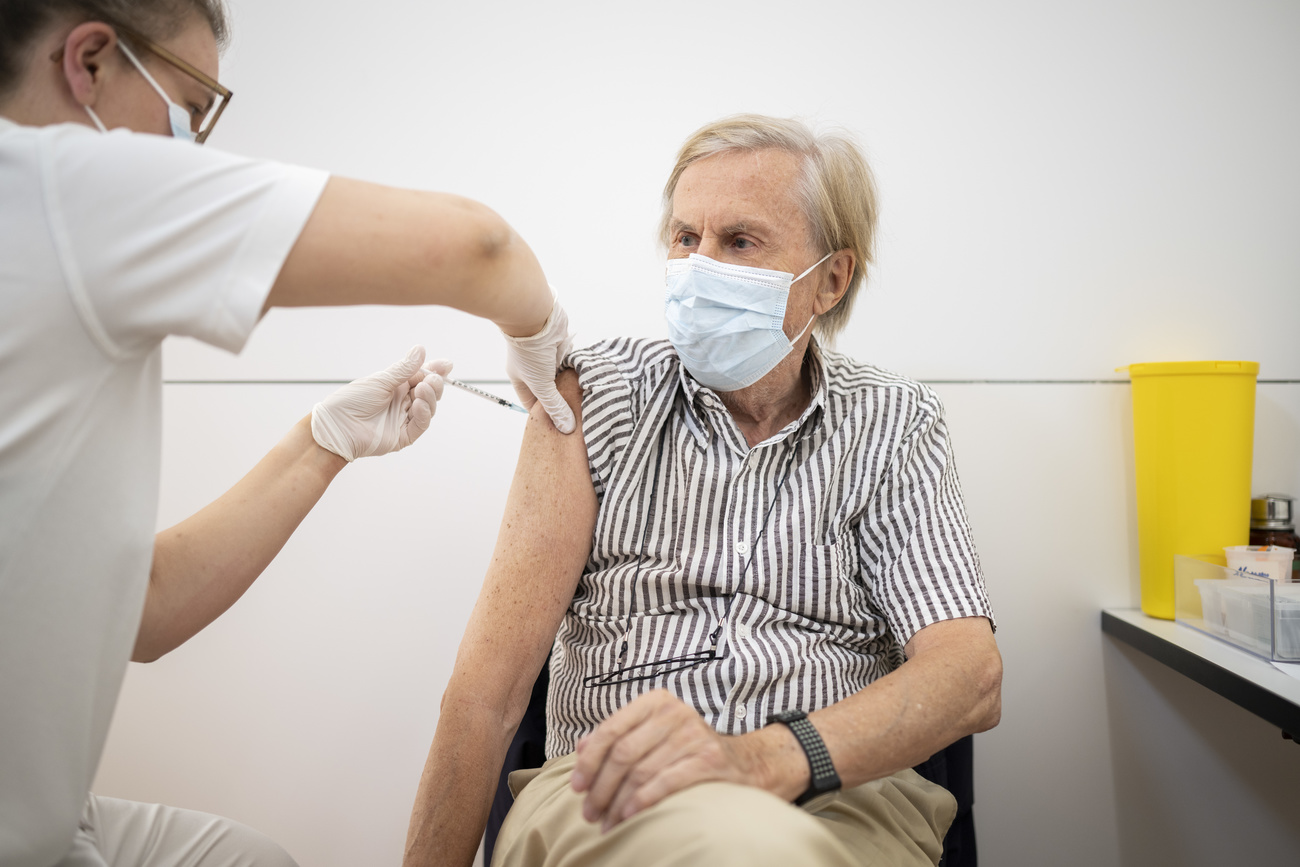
[0,1,575,865]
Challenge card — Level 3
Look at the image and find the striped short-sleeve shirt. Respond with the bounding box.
[546,337,994,758]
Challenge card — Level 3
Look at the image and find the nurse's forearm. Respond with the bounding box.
[133,416,344,662]
[267,177,552,337]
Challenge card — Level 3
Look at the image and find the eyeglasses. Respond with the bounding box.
[583,644,721,688]
[52,25,233,144]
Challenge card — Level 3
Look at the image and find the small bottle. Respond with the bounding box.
[1250,494,1299,582]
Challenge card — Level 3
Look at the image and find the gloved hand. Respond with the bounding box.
[504,293,576,434]
[311,346,453,461]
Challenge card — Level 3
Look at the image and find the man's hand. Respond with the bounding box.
[569,690,799,832]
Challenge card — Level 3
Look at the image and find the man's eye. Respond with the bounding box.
[678,234,696,247]
[733,238,753,250]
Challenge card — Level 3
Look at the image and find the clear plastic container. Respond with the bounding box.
[1175,554,1300,661]
[1219,583,1272,654]
[1278,596,1300,658]
[1225,545,1296,582]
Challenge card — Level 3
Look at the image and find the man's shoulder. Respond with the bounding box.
[566,337,678,387]
[818,345,943,418]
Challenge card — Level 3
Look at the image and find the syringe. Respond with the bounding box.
[445,379,528,414]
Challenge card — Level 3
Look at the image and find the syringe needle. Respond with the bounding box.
[445,379,529,414]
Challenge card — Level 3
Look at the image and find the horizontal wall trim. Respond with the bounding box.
[163,379,511,386]
[162,379,1300,386]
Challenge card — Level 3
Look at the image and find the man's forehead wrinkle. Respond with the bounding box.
[671,147,814,251]
[720,219,772,237]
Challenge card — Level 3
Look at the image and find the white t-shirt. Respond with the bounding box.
[0,117,327,867]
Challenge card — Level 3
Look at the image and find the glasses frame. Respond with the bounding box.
[52,24,233,144]
[583,647,720,688]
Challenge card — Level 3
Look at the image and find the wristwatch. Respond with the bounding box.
[766,709,841,806]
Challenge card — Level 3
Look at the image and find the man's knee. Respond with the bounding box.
[642,782,844,865]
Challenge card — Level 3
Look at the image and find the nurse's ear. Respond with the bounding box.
[59,22,120,108]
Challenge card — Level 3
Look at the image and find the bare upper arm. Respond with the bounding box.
[447,369,596,714]
[264,176,520,312]
[903,615,998,662]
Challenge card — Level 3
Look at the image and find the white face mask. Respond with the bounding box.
[84,40,196,142]
[664,251,831,392]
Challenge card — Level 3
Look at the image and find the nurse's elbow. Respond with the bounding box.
[130,632,167,664]
[431,194,517,264]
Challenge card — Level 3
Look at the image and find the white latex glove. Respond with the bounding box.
[311,346,453,461]
[503,294,576,434]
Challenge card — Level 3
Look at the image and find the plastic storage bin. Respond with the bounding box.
[1174,554,1300,661]
[1123,361,1258,619]
[1225,544,1296,582]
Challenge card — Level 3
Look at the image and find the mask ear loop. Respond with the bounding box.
[116,40,172,106]
[786,251,833,345]
[788,314,816,346]
[84,105,108,132]
[792,251,835,284]
[116,39,196,142]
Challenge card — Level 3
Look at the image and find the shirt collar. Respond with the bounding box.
[0,116,19,133]
[675,339,828,453]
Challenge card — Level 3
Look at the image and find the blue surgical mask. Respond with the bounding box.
[85,40,196,141]
[664,252,831,392]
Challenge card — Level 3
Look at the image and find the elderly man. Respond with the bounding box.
[404,115,1001,867]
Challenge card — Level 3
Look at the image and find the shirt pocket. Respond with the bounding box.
[761,533,862,622]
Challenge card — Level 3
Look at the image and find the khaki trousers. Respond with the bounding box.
[55,794,297,867]
[493,752,957,867]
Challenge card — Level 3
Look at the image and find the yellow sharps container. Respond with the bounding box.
[1123,361,1258,619]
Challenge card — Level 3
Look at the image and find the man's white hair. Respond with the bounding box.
[659,114,880,342]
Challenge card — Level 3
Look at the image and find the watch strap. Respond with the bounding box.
[767,709,841,806]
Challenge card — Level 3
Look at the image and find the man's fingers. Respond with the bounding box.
[571,693,667,793]
[600,734,698,830]
[579,711,678,822]
[604,754,708,831]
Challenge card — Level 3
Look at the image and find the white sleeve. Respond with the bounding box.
[38,124,328,358]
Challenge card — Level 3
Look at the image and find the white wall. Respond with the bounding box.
[94,1,1300,864]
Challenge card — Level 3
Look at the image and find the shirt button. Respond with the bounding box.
[735,541,750,555]
[735,705,747,719]
[737,623,752,639]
